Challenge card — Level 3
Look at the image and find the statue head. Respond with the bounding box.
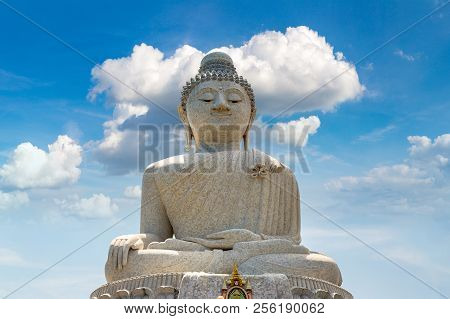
[178,52,256,151]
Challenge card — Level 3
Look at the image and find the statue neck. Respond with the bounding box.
[195,140,242,153]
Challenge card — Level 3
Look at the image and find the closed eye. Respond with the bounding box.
[199,92,214,103]
[228,92,242,104]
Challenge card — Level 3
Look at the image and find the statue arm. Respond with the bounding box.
[106,171,172,272]
[140,171,173,245]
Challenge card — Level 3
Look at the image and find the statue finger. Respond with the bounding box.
[204,240,234,249]
[183,237,215,248]
[112,240,120,269]
[205,231,227,239]
[123,243,131,267]
[107,241,116,263]
[206,229,259,240]
[108,238,119,264]
[185,237,234,249]
[117,239,125,270]
[183,237,211,246]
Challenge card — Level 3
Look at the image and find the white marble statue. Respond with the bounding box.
[105,52,342,285]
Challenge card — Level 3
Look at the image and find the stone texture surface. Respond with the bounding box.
[178,273,292,299]
[93,273,183,299]
[105,240,340,285]
[91,272,352,299]
[239,252,342,285]
[142,149,300,243]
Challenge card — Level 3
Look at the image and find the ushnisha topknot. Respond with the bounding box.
[180,52,256,112]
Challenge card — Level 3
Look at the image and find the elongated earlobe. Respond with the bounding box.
[178,104,194,152]
[184,133,192,151]
[243,106,256,151]
[243,134,249,151]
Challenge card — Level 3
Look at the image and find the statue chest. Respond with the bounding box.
[153,167,298,239]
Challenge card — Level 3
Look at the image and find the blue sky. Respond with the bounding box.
[0,0,449,298]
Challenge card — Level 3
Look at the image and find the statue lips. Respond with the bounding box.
[210,111,232,116]
[210,105,232,116]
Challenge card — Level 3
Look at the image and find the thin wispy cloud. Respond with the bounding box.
[0,190,29,211]
[361,62,374,71]
[73,108,111,120]
[123,185,141,199]
[0,248,27,267]
[357,124,396,142]
[394,49,418,62]
[54,193,119,219]
[0,69,45,91]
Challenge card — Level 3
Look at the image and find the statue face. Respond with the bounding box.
[186,80,252,147]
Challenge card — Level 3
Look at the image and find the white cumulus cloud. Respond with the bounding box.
[89,103,148,172]
[408,134,450,156]
[124,185,142,199]
[90,26,363,115]
[326,164,433,191]
[88,26,363,174]
[270,115,320,147]
[0,135,82,189]
[0,191,29,211]
[83,103,151,174]
[326,133,450,215]
[55,193,119,219]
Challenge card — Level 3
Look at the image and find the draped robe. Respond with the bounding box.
[142,149,301,244]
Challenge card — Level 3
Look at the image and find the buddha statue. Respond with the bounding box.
[105,52,342,286]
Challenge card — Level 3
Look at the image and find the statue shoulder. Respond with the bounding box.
[250,148,289,173]
[144,154,187,175]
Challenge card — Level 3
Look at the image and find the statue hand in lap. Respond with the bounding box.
[183,229,263,249]
[107,233,158,270]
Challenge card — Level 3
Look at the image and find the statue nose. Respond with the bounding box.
[212,94,230,113]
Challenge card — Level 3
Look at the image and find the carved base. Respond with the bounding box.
[90,272,352,299]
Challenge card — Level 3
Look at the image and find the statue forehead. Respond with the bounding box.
[189,80,248,95]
